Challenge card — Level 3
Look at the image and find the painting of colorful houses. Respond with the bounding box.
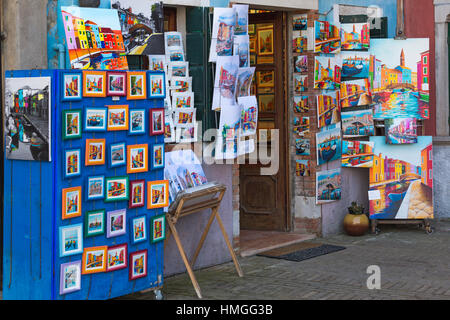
[294,75,308,94]
[369,136,433,220]
[316,91,341,129]
[340,79,372,108]
[369,38,430,119]
[314,20,341,54]
[340,23,370,51]
[341,52,370,81]
[294,55,308,73]
[61,7,128,70]
[316,168,342,204]
[239,96,258,137]
[314,56,341,90]
[341,109,375,138]
[215,9,235,57]
[316,126,342,166]
[296,160,311,177]
[385,118,418,145]
[293,96,309,113]
[342,140,374,168]
[293,117,310,136]
[292,34,307,53]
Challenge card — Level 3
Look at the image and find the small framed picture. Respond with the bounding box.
[109,141,127,168]
[105,176,129,202]
[85,139,106,166]
[172,92,194,109]
[59,224,83,257]
[151,144,165,170]
[129,179,146,209]
[127,71,147,100]
[131,215,147,244]
[147,180,169,209]
[83,71,107,98]
[84,107,107,132]
[107,244,128,272]
[86,175,105,201]
[168,61,189,78]
[62,186,82,220]
[129,109,146,135]
[60,260,82,295]
[164,116,176,143]
[176,123,198,143]
[107,105,129,131]
[107,71,127,97]
[150,214,166,244]
[149,108,165,136]
[62,109,82,140]
[170,77,192,93]
[61,71,82,101]
[148,72,166,99]
[127,144,149,174]
[168,46,185,62]
[85,209,105,238]
[174,108,196,128]
[82,246,107,275]
[64,148,81,179]
[129,250,148,280]
[107,209,127,238]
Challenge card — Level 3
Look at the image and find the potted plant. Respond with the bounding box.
[343,202,369,236]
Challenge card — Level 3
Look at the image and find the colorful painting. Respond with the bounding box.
[150,214,166,243]
[62,72,82,101]
[369,136,433,220]
[214,55,239,107]
[314,20,341,54]
[107,244,128,272]
[107,105,129,131]
[293,117,310,136]
[59,224,83,257]
[233,4,249,35]
[149,55,166,72]
[109,142,126,168]
[129,250,148,280]
[127,72,147,100]
[176,124,198,143]
[258,94,275,112]
[210,7,236,61]
[340,79,373,108]
[236,67,255,98]
[293,96,309,113]
[86,176,104,201]
[152,144,165,170]
[164,116,176,143]
[85,210,105,238]
[234,35,250,68]
[127,144,148,174]
[215,103,241,160]
[63,109,82,140]
[342,140,374,168]
[341,109,375,138]
[316,91,341,129]
[107,209,127,238]
[83,71,107,98]
[64,148,81,179]
[340,23,370,51]
[314,56,341,90]
[82,246,107,275]
[85,139,105,166]
[257,27,274,56]
[239,96,258,137]
[316,126,342,166]
[171,77,192,93]
[165,32,184,52]
[132,216,147,244]
[107,71,126,96]
[296,138,310,156]
[105,176,129,202]
[292,32,307,53]
[84,107,107,132]
[129,180,145,209]
[150,108,165,135]
[370,38,430,119]
[169,61,189,78]
[61,6,128,70]
[174,109,196,128]
[293,14,307,31]
[147,180,169,209]
[341,52,370,81]
[149,72,166,98]
[385,118,418,145]
[296,160,311,177]
[294,75,308,94]
[172,92,194,109]
[294,55,308,73]
[129,109,146,135]
[60,261,81,295]
[316,168,342,204]
[62,186,82,220]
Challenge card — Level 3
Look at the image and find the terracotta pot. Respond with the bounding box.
[343,213,369,236]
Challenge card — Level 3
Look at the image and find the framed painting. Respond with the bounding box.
[61,71,82,101]
[84,107,107,132]
[172,92,194,109]
[148,72,166,99]
[64,148,81,180]
[129,250,148,280]
[129,109,146,135]
[258,94,275,112]
[84,210,105,238]
[150,214,166,244]
[257,27,274,56]
[127,144,149,174]
[147,180,169,209]
[106,209,127,238]
[62,186,82,220]
[59,224,83,257]
[175,123,198,144]
[131,215,147,244]
[86,175,105,201]
[83,71,107,98]
[151,144,165,170]
[109,141,127,169]
[129,179,146,209]
[62,109,82,140]
[82,246,107,275]
[107,105,129,131]
[107,244,128,272]
[127,71,147,100]
[256,70,274,88]
[173,108,196,128]
[107,71,127,97]
[149,108,165,136]
[85,139,105,166]
[164,116,176,143]
[105,176,129,203]
[59,261,82,295]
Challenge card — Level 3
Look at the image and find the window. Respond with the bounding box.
[429,169,432,180]
[423,67,428,75]
[423,56,428,65]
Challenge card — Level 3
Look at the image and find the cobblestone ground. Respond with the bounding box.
[123,221,450,300]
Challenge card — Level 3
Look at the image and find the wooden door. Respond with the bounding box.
[239,11,289,232]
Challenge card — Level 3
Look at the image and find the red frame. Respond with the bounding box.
[129,249,148,280]
[149,108,165,136]
[107,71,127,97]
[129,179,146,209]
[107,244,128,272]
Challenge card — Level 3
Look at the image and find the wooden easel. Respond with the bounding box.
[165,182,244,299]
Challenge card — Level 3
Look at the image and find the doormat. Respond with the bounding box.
[257,242,346,262]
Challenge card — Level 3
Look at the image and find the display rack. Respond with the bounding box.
[371,218,434,235]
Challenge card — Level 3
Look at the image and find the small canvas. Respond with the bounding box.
[340,79,372,108]
[342,140,374,168]
[316,126,342,166]
[316,91,341,129]
[296,138,310,156]
[341,52,370,81]
[314,20,341,54]
[385,118,418,145]
[340,22,370,51]
[314,56,341,90]
[296,160,311,177]
[316,168,342,204]
[341,109,375,138]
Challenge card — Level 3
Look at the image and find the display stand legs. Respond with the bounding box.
[371,219,434,235]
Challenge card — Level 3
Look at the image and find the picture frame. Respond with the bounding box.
[85,139,106,166]
[151,144,165,170]
[129,109,146,135]
[168,61,189,78]
[164,116,176,143]
[256,70,274,88]
[149,108,165,136]
[175,123,198,143]
[173,108,196,128]
[82,246,107,275]
[59,224,83,257]
[62,109,82,140]
[107,71,127,97]
[131,215,147,244]
[86,175,105,201]
[106,209,127,238]
[127,71,147,100]
[107,105,129,131]
[127,144,149,174]
[107,244,128,272]
[257,27,274,56]
[61,71,82,101]
[109,141,127,168]
[150,214,166,244]
[172,92,194,109]
[84,210,105,238]
[62,186,82,220]
[105,176,129,203]
[83,71,107,98]
[129,179,146,209]
[170,77,192,93]
[84,107,107,132]
[129,250,148,280]
[60,260,82,295]
[147,180,169,209]
[148,72,166,99]
[64,148,81,179]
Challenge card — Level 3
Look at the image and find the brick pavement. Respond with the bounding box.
[122,220,450,300]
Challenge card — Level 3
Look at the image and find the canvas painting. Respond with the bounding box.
[59,224,83,257]
[107,244,127,272]
[149,55,166,72]
[342,140,374,168]
[292,32,307,53]
[294,74,308,94]
[82,246,107,274]
[129,250,148,280]
[341,109,375,138]
[316,168,342,204]
[316,126,342,166]
[294,55,308,74]
[172,92,194,109]
[236,67,255,98]
[314,56,341,90]
[316,91,341,129]
[233,4,249,35]
[171,77,192,93]
[340,23,370,51]
[210,8,236,62]
[168,61,189,78]
[238,96,258,137]
[296,160,311,177]
[296,138,310,156]
[84,108,107,132]
[107,209,127,238]
[132,216,147,243]
[150,108,165,135]
[314,20,341,54]
[293,96,309,113]
[164,116,176,143]
[147,180,169,209]
[385,118,418,145]
[340,79,372,108]
[107,72,126,96]
[165,32,184,53]
[341,52,370,81]
[369,136,433,220]
[62,72,82,101]
[293,117,310,136]
[85,210,105,238]
[213,55,239,109]
[87,176,104,201]
[293,14,307,31]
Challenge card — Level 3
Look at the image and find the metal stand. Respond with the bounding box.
[371,218,434,235]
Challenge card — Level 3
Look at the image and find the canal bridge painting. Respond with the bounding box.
[369,136,433,220]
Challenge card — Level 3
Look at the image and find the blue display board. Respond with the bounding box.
[3,69,165,300]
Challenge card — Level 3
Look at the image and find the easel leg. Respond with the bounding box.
[190,209,217,269]
[166,218,203,299]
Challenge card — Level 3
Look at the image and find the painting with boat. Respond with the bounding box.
[317,91,341,129]
[341,109,375,138]
[341,52,370,81]
[316,126,342,166]
[316,168,342,205]
[342,140,374,168]
[340,79,372,108]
